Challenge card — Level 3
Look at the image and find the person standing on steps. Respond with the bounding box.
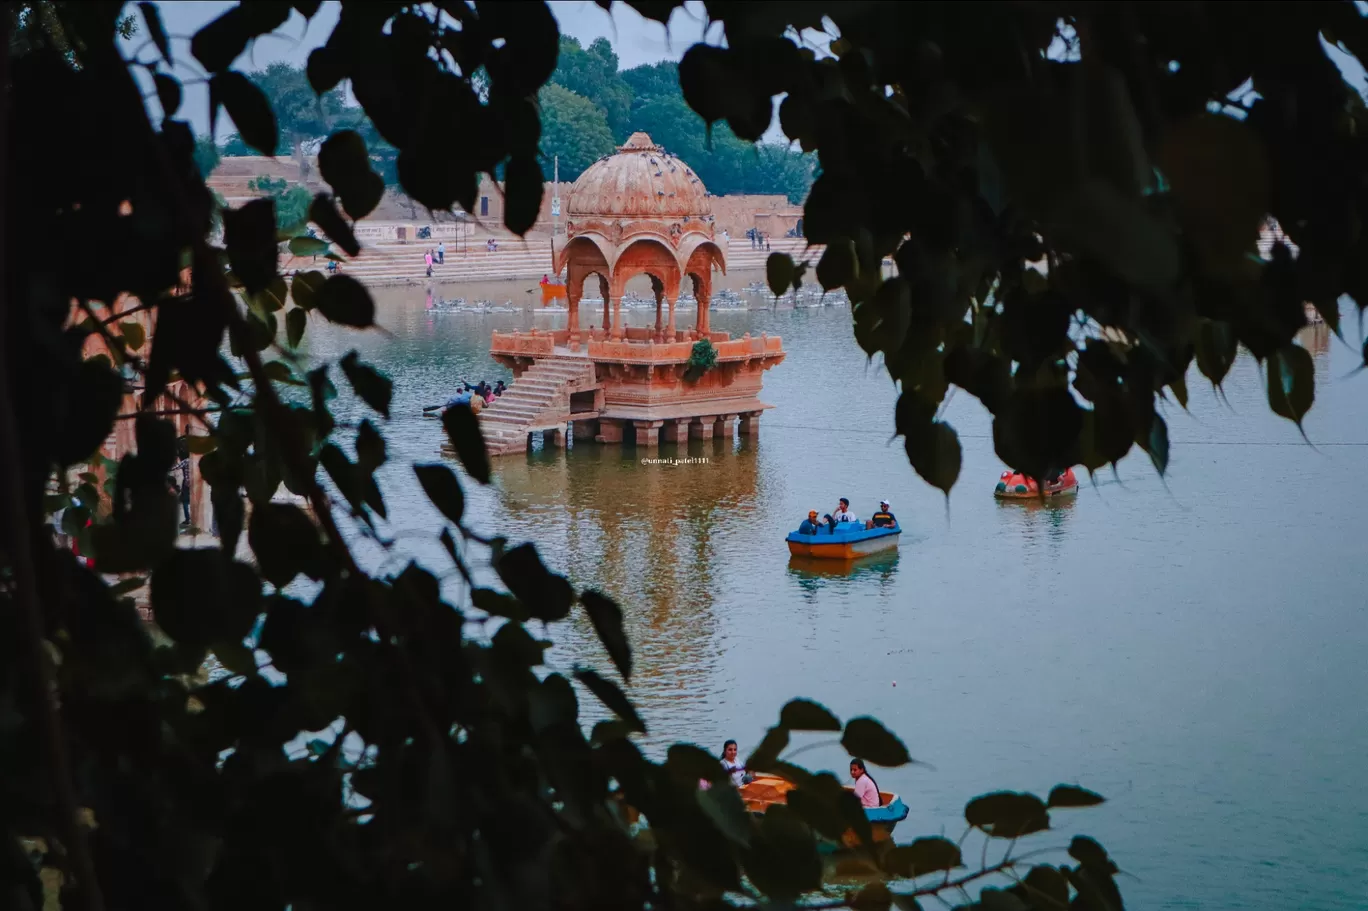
[173,438,192,529]
[437,241,445,264]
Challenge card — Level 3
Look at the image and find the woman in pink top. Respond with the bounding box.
[850,758,881,809]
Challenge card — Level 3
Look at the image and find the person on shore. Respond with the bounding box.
[437,241,445,264]
[850,758,881,808]
[425,249,434,277]
[174,439,192,527]
[833,498,858,524]
[764,232,771,251]
[721,740,750,787]
[493,380,506,398]
[867,500,897,529]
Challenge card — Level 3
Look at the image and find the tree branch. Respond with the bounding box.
[0,12,106,911]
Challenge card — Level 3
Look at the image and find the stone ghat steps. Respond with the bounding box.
[279,238,824,286]
[479,359,598,456]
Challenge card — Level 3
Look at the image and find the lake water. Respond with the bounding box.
[301,277,1368,911]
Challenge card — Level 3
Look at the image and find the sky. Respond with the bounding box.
[124,1,771,142]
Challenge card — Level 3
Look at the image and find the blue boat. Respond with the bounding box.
[786,522,900,559]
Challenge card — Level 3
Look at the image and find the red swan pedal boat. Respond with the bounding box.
[994,467,1079,499]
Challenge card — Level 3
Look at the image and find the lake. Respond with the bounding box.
[301,275,1368,911]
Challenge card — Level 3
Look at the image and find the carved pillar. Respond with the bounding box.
[596,419,624,444]
[715,413,738,439]
[634,420,663,447]
[689,416,716,440]
[652,274,664,341]
[691,273,712,336]
[669,418,690,444]
[546,427,567,448]
[612,294,623,340]
[739,412,762,437]
[667,295,677,339]
[604,276,615,336]
[567,277,582,350]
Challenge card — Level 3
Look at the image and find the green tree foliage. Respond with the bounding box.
[539,83,616,180]
[552,35,632,136]
[21,1,1337,908]
[243,61,348,175]
[193,134,220,179]
[248,175,312,228]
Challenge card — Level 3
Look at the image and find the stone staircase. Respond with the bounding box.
[478,358,599,455]
[281,237,822,287]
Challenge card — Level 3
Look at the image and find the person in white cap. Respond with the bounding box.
[867,499,898,529]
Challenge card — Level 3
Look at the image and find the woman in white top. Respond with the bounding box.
[720,740,747,787]
[850,758,881,809]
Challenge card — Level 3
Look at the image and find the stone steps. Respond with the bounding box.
[280,238,822,287]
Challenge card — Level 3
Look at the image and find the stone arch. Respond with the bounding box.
[611,236,681,298]
[678,236,726,278]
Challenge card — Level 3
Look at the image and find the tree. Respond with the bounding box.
[247,175,312,228]
[7,2,1261,909]
[193,135,220,179]
[220,131,253,156]
[538,83,616,181]
[242,61,348,176]
[552,35,632,137]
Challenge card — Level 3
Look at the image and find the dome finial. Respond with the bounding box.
[619,131,659,152]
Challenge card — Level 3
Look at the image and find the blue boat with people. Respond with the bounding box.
[786,498,901,559]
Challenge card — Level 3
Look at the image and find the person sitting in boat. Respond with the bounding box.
[850,758,881,809]
[720,740,751,787]
[867,500,897,529]
[833,498,859,524]
[798,510,824,535]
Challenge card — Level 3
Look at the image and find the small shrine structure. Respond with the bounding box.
[482,132,785,455]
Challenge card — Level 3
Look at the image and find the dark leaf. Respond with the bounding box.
[904,421,962,495]
[1195,320,1237,386]
[667,743,728,784]
[414,464,464,524]
[248,503,325,587]
[496,542,574,622]
[288,236,330,257]
[964,791,1050,838]
[339,350,391,418]
[55,358,123,465]
[745,725,790,773]
[224,198,278,295]
[210,71,278,156]
[154,73,181,116]
[503,154,545,235]
[441,402,492,484]
[285,307,307,348]
[1266,343,1315,425]
[842,716,911,767]
[291,270,324,311]
[318,130,384,220]
[575,668,646,733]
[581,589,632,681]
[978,888,1028,911]
[309,193,361,258]
[355,420,386,473]
[316,274,375,328]
[139,2,172,64]
[884,836,963,878]
[1021,866,1070,909]
[767,252,794,296]
[151,549,261,647]
[471,588,529,622]
[817,240,858,290]
[778,698,841,731]
[698,777,755,847]
[1047,784,1106,808]
[1142,412,1169,476]
[191,4,290,73]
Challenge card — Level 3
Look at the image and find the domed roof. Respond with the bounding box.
[565,132,712,220]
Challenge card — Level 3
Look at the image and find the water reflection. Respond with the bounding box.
[487,436,761,742]
[786,552,900,596]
